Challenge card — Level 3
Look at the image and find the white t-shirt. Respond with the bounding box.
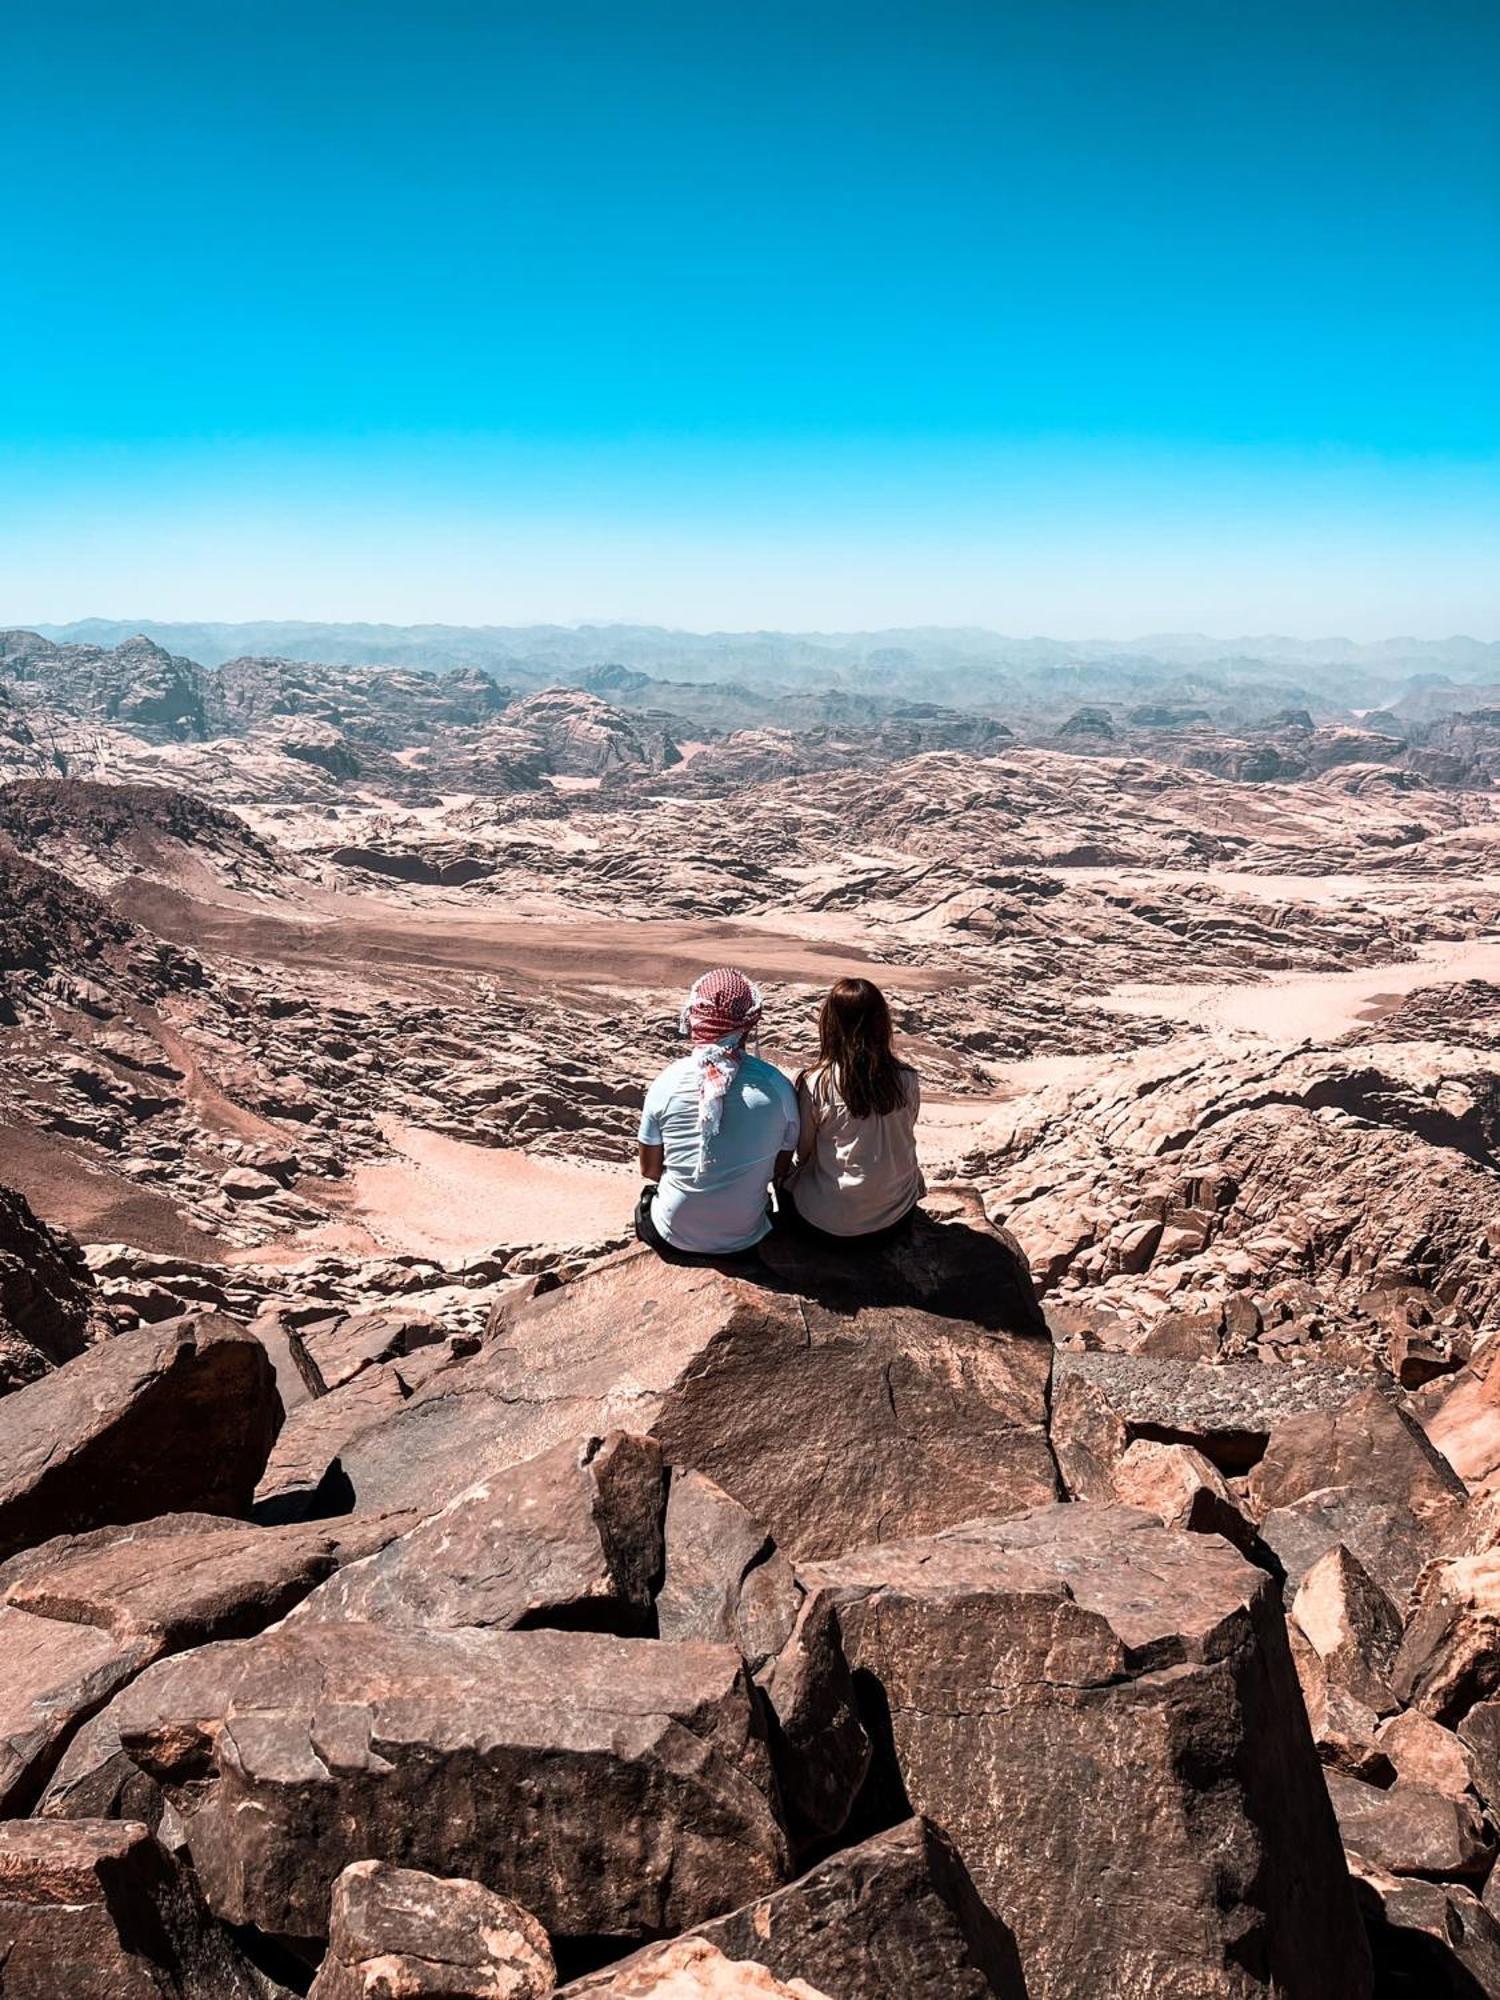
[639,1052,800,1254]
[791,1063,923,1236]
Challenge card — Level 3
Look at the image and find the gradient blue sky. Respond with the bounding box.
[4,0,1497,633]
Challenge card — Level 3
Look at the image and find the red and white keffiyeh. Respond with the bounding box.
[679,966,764,1169]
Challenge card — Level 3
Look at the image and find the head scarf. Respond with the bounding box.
[679,966,764,1171]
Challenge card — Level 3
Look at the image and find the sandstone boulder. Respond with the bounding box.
[561,1819,1025,1999]
[0,1511,407,1815]
[1326,1768,1496,1881]
[1394,1545,1500,1723]
[0,1313,281,1562]
[1110,1437,1258,1550]
[0,1817,264,1998]
[70,1621,788,1955]
[325,1249,1058,1560]
[288,1432,664,1635]
[1289,1544,1403,1712]
[569,1938,829,1997]
[1051,1351,1370,1473]
[1350,1858,1500,2000]
[308,1860,554,2000]
[0,1182,98,1394]
[809,1502,1371,1999]
[1248,1387,1467,1604]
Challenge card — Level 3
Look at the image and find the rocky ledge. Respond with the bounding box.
[12,1194,1500,1994]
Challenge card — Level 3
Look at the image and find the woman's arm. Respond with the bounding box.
[795,1072,819,1164]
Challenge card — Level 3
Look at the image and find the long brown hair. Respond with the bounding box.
[816,977,909,1119]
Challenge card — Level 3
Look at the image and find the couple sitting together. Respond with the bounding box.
[636,965,923,1262]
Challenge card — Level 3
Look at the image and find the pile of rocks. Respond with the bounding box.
[10,1192,1500,1994]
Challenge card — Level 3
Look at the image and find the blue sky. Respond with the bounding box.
[3,0,1497,633]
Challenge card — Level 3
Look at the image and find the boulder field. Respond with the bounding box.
[7,1197,1500,1994]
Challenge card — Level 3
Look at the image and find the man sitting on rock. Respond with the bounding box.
[636,966,799,1262]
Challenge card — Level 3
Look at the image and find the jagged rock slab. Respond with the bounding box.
[287,1431,664,1634]
[0,1817,265,1998]
[564,1938,829,1997]
[1327,1769,1495,1881]
[67,1621,788,1954]
[1051,1351,1372,1473]
[308,1860,555,2000]
[328,1246,1058,1560]
[809,1502,1371,2000]
[1251,1387,1469,1607]
[0,1512,407,1816]
[561,1819,1025,1999]
[1351,1859,1500,2000]
[0,1603,150,1815]
[0,1312,281,1562]
[0,1181,99,1394]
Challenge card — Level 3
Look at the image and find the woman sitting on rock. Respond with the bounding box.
[786,976,924,1245]
[636,966,800,1262]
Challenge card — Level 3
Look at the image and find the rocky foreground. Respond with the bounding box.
[1,1189,1499,1996]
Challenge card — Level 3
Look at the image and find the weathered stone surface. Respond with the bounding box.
[1248,1388,1467,1603]
[0,1313,281,1561]
[1459,1698,1500,1813]
[1110,1437,1258,1550]
[1,1512,408,1817]
[0,1182,98,1395]
[658,1468,799,1664]
[328,1249,1058,1561]
[74,1621,788,1953]
[308,1860,554,2000]
[1046,1365,1127,1500]
[302,1306,446,1392]
[753,1587,869,1841]
[0,1603,150,1814]
[1394,1546,1500,1723]
[0,1816,264,1998]
[253,1343,458,1522]
[1290,1544,1403,1712]
[1257,1484,1444,1610]
[810,1503,1369,1999]
[1350,1857,1500,2000]
[289,1433,664,1634]
[1374,1710,1480,1801]
[0,1510,402,1645]
[565,1937,829,1997]
[1051,1351,1370,1472]
[562,1819,1026,1999]
[1326,1769,1496,1880]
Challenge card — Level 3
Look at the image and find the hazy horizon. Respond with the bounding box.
[5,2,1497,635]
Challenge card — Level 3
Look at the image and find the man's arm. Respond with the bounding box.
[773,1148,795,1186]
[638,1142,665,1182]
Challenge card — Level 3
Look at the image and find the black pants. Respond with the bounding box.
[777,1187,917,1252]
[633,1183,764,1268]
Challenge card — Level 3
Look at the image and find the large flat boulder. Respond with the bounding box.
[67,1620,789,1956]
[325,1249,1058,1560]
[809,1503,1371,2000]
[561,1819,1025,1999]
[0,1312,281,1562]
[0,1817,265,1998]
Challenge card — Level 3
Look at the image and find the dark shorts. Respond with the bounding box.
[777,1187,917,1252]
[633,1183,765,1268]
